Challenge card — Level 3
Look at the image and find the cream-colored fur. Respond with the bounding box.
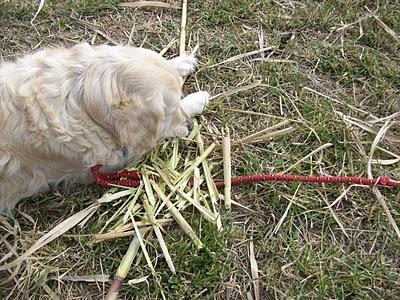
[0,43,210,214]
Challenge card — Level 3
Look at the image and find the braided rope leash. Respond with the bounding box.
[90,165,400,189]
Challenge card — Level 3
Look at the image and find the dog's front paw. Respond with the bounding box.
[168,54,197,77]
[180,91,210,117]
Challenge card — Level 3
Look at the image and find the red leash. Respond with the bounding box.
[90,165,400,189]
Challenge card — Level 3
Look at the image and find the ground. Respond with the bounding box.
[1,0,400,299]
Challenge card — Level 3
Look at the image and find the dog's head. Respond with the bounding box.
[76,44,192,157]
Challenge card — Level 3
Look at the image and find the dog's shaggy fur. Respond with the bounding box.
[0,43,210,214]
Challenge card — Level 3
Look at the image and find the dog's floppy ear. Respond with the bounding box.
[80,59,129,134]
[79,58,161,152]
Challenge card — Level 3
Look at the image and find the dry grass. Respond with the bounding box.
[1,0,400,299]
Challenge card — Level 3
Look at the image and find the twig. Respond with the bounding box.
[366,120,400,238]
[210,81,262,100]
[142,193,175,275]
[247,127,295,144]
[283,143,333,174]
[369,111,400,124]
[335,111,400,143]
[76,20,118,45]
[334,12,375,32]
[179,0,188,55]
[159,39,177,56]
[250,58,295,64]
[120,1,180,9]
[31,0,45,23]
[51,275,111,283]
[318,190,349,238]
[326,185,353,208]
[222,128,232,209]
[127,24,135,46]
[233,120,290,145]
[249,237,260,300]
[304,86,370,116]
[229,199,264,217]
[151,180,204,249]
[210,46,275,67]
[220,107,305,124]
[365,7,400,45]
[273,185,300,235]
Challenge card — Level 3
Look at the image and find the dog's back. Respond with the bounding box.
[0,46,88,213]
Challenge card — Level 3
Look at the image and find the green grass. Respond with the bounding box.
[0,0,120,20]
[1,0,400,299]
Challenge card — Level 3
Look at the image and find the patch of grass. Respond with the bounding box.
[192,0,266,27]
[63,0,120,15]
[0,1,35,21]
[314,44,399,84]
[0,0,120,22]
[156,222,232,298]
[259,219,400,298]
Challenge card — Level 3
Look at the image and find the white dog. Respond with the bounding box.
[0,43,210,214]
